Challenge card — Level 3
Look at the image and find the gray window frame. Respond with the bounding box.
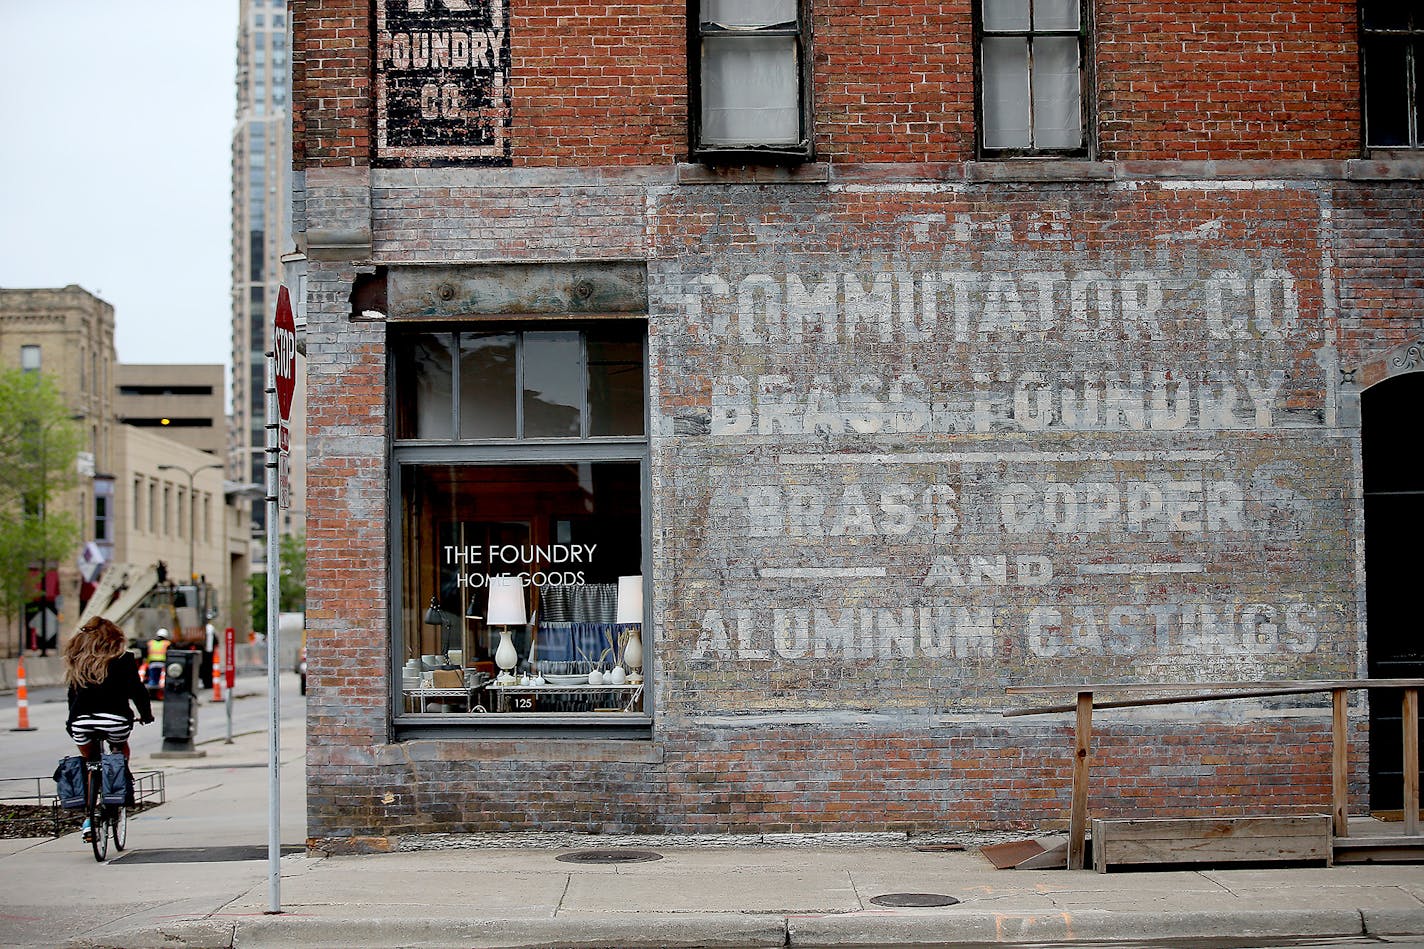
[389,320,652,738]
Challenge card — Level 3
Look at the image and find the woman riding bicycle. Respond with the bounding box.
[63,617,154,841]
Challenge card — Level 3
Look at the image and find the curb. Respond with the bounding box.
[1364,907,1424,936]
[80,906,1424,949]
[86,913,789,949]
[791,907,1371,945]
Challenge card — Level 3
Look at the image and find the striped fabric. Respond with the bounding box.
[67,713,134,746]
[538,583,619,623]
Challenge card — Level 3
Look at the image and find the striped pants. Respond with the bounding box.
[67,713,134,746]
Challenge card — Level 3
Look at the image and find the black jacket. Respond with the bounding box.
[66,653,153,725]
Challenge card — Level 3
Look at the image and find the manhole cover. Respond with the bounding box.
[869,892,961,908]
[111,845,304,864]
[556,849,663,865]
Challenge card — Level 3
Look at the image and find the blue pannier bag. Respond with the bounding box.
[101,753,130,806]
[53,756,85,810]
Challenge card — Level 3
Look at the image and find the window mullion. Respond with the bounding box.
[514,331,525,439]
[451,331,462,438]
[579,331,591,439]
[1030,33,1042,149]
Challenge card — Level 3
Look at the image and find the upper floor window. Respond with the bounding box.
[691,0,812,163]
[1362,2,1423,149]
[394,325,645,442]
[20,345,40,372]
[977,0,1091,157]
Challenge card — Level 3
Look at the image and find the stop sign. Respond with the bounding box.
[273,286,297,435]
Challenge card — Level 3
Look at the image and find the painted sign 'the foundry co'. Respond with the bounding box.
[376,0,511,162]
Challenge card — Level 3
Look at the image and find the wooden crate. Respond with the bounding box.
[1092,816,1333,873]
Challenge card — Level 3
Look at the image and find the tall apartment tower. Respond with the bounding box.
[230,0,305,553]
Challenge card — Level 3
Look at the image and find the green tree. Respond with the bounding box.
[0,369,84,650]
[249,530,307,634]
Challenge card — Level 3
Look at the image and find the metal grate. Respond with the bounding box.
[869,892,961,907]
[112,844,304,864]
[556,849,663,864]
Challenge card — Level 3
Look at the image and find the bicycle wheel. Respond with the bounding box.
[87,770,108,862]
[111,805,127,851]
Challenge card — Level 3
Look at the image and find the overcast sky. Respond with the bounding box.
[0,2,238,374]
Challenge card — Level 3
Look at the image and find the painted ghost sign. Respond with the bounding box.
[376,0,511,162]
[652,187,1356,709]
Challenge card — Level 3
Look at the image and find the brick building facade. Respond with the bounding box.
[291,1,1424,848]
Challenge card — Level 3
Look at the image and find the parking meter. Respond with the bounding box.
[161,648,202,753]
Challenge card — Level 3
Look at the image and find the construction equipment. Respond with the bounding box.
[72,561,219,651]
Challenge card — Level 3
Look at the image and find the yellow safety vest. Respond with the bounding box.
[147,639,171,663]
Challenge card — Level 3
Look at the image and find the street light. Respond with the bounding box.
[158,462,225,584]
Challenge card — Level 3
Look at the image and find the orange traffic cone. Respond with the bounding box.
[11,656,36,732]
[212,647,224,702]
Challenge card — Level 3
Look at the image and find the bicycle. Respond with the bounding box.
[82,748,128,862]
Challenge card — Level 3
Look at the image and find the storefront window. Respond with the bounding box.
[392,322,648,725]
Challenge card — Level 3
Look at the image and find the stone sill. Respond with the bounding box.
[675,162,831,185]
[342,159,1424,194]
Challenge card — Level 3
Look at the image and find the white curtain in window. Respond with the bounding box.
[1033,0,1079,30]
[983,0,1030,31]
[702,0,796,28]
[1031,36,1082,149]
[702,35,800,145]
[982,36,1031,148]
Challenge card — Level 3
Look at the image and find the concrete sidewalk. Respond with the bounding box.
[4,720,1424,948]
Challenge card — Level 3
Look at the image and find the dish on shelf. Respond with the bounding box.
[543,673,592,686]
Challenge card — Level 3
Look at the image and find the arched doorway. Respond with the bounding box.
[1363,370,1424,810]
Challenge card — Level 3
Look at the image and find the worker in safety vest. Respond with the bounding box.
[145,628,171,691]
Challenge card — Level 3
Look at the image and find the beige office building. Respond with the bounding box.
[1,287,253,656]
[116,364,227,458]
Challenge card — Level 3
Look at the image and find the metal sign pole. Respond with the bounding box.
[264,352,282,915]
[225,626,236,744]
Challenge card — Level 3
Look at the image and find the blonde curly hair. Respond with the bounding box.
[63,618,128,688]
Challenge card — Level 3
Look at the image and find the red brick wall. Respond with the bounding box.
[309,719,1354,843]
[296,1,1369,168]
[1334,183,1424,371]
[291,0,373,169]
[812,2,976,163]
[510,2,686,165]
[1095,1,1360,160]
[294,3,1415,849]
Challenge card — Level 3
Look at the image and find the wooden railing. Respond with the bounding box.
[1004,679,1424,870]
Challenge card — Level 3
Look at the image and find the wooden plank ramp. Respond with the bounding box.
[1092,816,1332,873]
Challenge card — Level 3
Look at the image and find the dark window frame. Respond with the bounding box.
[688,0,814,165]
[1360,2,1424,151]
[388,320,652,737]
[974,0,1095,159]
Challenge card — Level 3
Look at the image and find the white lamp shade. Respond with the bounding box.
[615,575,644,625]
[486,576,527,626]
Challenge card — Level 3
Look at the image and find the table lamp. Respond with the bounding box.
[487,575,526,683]
[616,575,644,685]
